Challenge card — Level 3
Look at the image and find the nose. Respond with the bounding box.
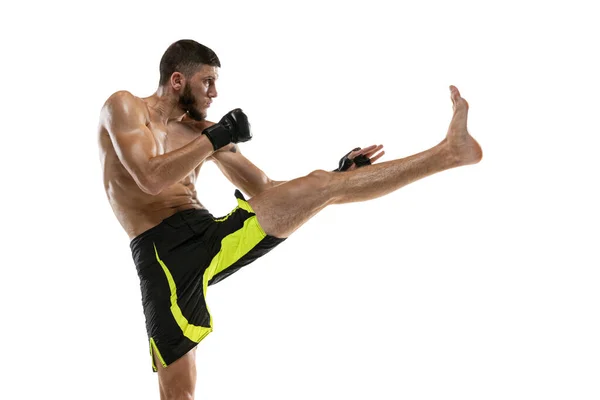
[209,84,218,99]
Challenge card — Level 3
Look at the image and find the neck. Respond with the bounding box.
[146,87,187,124]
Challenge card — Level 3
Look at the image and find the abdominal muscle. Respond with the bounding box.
[102,142,205,240]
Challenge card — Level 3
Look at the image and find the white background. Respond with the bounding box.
[1,1,598,399]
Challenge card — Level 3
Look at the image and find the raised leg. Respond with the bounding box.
[248,86,482,238]
[155,348,197,400]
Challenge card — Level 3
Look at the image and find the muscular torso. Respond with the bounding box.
[98,95,213,239]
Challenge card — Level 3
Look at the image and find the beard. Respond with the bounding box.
[178,85,206,121]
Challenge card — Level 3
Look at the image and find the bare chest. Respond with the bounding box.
[146,121,197,154]
[147,119,207,182]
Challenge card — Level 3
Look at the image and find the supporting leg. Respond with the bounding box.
[155,348,197,400]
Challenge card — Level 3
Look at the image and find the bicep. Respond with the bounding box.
[102,93,157,189]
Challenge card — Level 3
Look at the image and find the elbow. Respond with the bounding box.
[137,175,163,196]
[141,184,163,196]
[246,178,272,198]
[266,178,283,190]
[265,178,277,191]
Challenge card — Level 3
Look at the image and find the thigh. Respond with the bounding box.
[205,190,286,285]
[248,169,336,238]
[155,347,197,400]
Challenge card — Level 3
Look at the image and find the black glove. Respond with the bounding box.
[333,147,372,172]
[202,108,252,150]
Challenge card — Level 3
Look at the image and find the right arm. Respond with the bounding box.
[101,91,214,195]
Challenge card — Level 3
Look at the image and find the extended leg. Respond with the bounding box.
[248,86,482,238]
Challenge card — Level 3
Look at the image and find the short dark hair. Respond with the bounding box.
[158,39,221,86]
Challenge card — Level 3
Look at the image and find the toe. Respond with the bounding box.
[449,85,461,101]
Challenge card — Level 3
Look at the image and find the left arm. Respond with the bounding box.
[209,142,385,198]
[209,143,285,198]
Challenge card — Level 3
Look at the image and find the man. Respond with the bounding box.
[98,39,482,399]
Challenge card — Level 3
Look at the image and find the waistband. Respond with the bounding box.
[129,208,210,250]
[129,190,247,250]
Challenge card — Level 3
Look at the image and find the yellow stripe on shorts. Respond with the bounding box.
[153,244,214,343]
[152,196,266,345]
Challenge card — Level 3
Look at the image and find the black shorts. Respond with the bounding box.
[129,190,285,372]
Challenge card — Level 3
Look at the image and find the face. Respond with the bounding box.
[178,65,219,121]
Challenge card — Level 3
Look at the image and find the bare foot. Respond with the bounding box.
[446,85,482,166]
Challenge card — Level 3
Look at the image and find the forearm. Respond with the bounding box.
[146,135,214,194]
[239,179,286,198]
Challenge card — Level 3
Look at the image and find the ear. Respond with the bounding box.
[170,72,185,91]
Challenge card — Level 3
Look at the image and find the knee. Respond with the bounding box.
[305,169,333,190]
[163,387,194,400]
[164,392,193,400]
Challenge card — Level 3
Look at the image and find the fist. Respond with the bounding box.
[203,108,252,150]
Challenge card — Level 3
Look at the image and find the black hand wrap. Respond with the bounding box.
[333,147,372,172]
[202,108,252,151]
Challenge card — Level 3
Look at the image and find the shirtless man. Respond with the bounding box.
[98,39,482,400]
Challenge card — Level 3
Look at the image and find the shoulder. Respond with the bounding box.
[102,90,142,109]
[100,90,148,127]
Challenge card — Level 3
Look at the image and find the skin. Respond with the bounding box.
[98,63,481,399]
